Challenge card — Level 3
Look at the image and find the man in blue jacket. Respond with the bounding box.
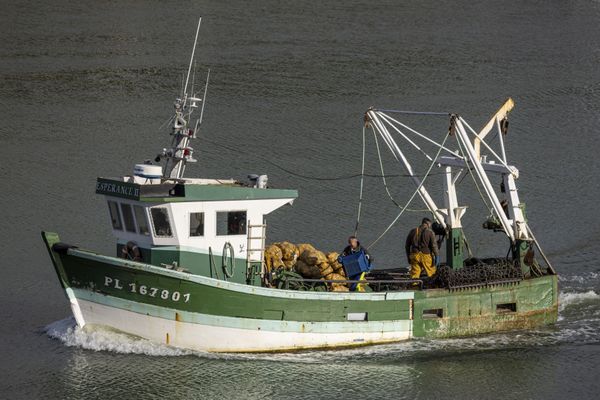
[341,236,372,263]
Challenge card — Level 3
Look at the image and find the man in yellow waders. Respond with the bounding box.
[405,218,440,279]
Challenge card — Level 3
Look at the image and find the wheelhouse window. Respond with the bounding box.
[150,207,173,237]
[120,203,137,233]
[133,205,150,236]
[107,201,122,230]
[190,212,204,237]
[216,211,247,236]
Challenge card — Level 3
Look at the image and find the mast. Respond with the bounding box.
[157,17,209,180]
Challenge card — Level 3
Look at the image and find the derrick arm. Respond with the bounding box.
[454,117,516,242]
[474,97,514,160]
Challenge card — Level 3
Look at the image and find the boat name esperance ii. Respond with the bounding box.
[95,180,140,199]
[42,18,557,352]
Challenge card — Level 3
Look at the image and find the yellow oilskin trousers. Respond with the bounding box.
[409,252,436,279]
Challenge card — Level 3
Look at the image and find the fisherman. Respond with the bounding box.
[341,236,372,263]
[405,218,439,279]
[341,236,372,292]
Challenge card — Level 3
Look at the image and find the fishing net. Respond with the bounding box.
[275,241,299,263]
[326,252,339,264]
[435,258,523,289]
[265,242,349,290]
[319,265,334,277]
[264,245,284,273]
[332,286,350,292]
[296,243,316,256]
[294,260,322,279]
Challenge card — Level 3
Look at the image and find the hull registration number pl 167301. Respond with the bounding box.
[104,276,190,303]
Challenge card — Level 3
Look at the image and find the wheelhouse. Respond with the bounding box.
[96,176,297,283]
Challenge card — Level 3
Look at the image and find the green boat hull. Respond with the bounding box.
[42,232,558,352]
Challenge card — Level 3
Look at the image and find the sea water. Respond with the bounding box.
[2,0,600,398]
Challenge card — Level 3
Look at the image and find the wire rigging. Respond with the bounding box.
[454,132,493,213]
[371,127,433,213]
[377,112,433,161]
[367,131,451,249]
[354,125,367,236]
[375,109,450,116]
[377,111,463,159]
[372,126,401,208]
[200,137,443,181]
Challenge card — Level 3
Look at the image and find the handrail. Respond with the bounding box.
[282,277,424,291]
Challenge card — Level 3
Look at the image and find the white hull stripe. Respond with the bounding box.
[69,296,412,352]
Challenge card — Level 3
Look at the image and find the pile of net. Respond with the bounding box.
[264,242,349,292]
[434,258,523,289]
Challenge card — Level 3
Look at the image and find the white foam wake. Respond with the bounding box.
[43,318,324,362]
[44,289,600,360]
[45,317,192,357]
[41,317,562,362]
[559,290,600,312]
[559,272,600,284]
[42,317,502,361]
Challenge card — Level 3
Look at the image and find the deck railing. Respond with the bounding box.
[281,277,423,291]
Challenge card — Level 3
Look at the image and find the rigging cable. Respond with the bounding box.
[455,133,493,214]
[372,127,431,212]
[372,126,401,208]
[375,109,450,116]
[201,137,444,181]
[370,116,454,212]
[461,228,474,258]
[377,112,433,161]
[367,130,451,250]
[158,114,175,131]
[353,125,367,236]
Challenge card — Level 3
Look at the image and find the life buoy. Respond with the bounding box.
[222,242,235,278]
[120,241,142,262]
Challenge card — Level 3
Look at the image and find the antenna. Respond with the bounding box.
[191,62,197,98]
[199,69,211,124]
[190,69,210,139]
[184,17,202,99]
[179,74,185,99]
[156,17,207,180]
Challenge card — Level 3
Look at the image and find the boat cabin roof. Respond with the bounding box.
[95,177,298,203]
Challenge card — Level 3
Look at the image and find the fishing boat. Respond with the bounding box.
[42,20,558,353]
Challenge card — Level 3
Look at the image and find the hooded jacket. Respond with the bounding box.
[341,241,372,262]
[405,225,439,257]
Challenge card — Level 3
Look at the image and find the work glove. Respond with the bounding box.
[433,255,440,267]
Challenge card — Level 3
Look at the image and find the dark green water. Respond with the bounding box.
[2,1,600,399]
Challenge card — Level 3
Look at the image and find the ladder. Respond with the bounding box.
[246,220,267,284]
